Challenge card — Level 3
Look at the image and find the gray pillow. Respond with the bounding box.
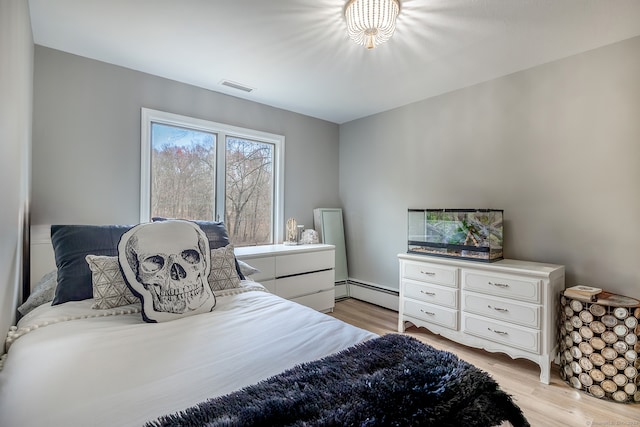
[51,224,133,305]
[237,260,260,277]
[18,270,58,316]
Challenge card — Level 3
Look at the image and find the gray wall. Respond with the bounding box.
[0,0,33,342]
[340,36,640,297]
[28,36,640,300]
[32,46,340,233]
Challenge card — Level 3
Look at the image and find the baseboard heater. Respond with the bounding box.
[347,280,399,295]
[344,280,399,311]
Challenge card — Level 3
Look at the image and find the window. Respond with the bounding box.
[141,108,284,246]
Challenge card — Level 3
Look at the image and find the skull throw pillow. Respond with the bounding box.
[118,220,216,323]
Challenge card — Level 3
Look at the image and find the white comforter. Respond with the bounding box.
[0,283,377,427]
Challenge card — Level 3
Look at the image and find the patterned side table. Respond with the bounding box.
[559,292,640,403]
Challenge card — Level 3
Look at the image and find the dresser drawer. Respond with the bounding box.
[402,261,458,287]
[290,289,335,313]
[276,269,334,299]
[404,280,458,309]
[462,313,540,354]
[241,256,275,282]
[259,279,276,294]
[462,270,541,303]
[276,250,334,277]
[462,292,541,328]
[403,299,458,330]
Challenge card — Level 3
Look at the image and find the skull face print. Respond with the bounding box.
[119,220,216,321]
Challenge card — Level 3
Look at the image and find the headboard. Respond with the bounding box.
[30,225,56,290]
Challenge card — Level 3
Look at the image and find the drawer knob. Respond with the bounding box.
[488,327,508,335]
[488,305,509,313]
[420,270,436,276]
[488,281,509,288]
[420,309,435,316]
[420,290,436,296]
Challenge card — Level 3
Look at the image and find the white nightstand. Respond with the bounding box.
[235,244,336,312]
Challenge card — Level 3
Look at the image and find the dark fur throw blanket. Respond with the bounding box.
[148,334,529,427]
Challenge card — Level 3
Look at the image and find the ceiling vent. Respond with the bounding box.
[220,79,254,93]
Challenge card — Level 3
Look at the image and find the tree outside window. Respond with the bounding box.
[225,137,274,246]
[141,108,284,246]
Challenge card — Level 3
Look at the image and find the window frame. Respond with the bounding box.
[140,107,285,244]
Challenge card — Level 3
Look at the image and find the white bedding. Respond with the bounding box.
[0,282,377,427]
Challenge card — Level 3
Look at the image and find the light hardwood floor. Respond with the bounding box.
[329,298,639,427]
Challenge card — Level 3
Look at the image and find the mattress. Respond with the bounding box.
[0,283,377,427]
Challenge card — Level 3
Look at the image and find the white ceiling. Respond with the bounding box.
[28,0,640,124]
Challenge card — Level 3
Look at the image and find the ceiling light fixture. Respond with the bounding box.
[344,0,400,49]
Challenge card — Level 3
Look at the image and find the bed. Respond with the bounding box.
[0,221,529,427]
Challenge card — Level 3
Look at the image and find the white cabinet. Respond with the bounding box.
[398,253,564,384]
[235,244,336,312]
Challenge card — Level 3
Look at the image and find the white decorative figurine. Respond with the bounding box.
[301,229,319,244]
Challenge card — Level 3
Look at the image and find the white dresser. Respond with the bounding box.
[398,253,565,384]
[235,244,336,312]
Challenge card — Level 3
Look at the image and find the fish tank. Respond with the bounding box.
[408,209,503,262]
